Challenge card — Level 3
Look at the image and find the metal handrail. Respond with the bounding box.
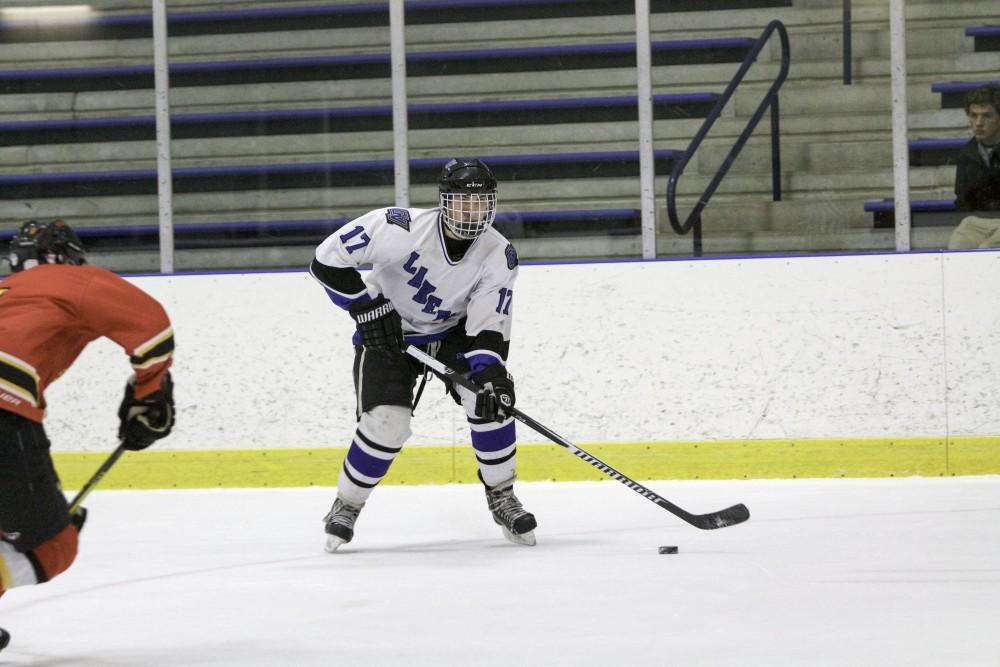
[666,19,790,256]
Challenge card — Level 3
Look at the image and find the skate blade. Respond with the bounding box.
[501,527,536,546]
[324,534,348,553]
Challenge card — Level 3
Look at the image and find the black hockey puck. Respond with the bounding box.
[658,546,678,554]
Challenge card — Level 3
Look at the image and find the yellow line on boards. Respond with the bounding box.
[50,437,1000,491]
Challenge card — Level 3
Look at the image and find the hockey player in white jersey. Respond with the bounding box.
[310,158,536,550]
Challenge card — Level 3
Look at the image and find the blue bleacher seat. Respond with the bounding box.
[863,199,965,228]
[0,1,793,42]
[965,25,1000,52]
[0,93,721,145]
[0,150,681,199]
[0,209,640,249]
[931,80,1000,109]
[908,137,966,167]
[0,39,756,94]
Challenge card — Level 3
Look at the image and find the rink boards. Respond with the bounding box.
[44,249,1000,488]
[53,436,1000,490]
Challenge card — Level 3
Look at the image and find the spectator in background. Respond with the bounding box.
[948,85,1000,249]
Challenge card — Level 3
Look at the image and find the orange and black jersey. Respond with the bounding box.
[0,264,173,423]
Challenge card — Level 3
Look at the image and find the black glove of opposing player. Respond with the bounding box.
[118,372,175,451]
[350,294,405,357]
[471,364,515,422]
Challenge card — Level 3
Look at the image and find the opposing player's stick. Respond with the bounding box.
[68,441,127,513]
[405,346,750,530]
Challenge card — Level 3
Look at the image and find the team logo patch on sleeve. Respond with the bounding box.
[505,243,518,270]
[385,208,411,231]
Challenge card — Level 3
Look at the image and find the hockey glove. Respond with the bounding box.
[118,372,175,451]
[471,364,515,422]
[350,294,405,358]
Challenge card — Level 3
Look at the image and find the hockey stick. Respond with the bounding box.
[405,345,750,530]
[68,441,127,513]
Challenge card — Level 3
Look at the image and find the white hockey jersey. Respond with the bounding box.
[314,207,518,341]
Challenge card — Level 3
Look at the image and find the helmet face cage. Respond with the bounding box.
[7,219,86,272]
[438,158,498,240]
[439,191,498,240]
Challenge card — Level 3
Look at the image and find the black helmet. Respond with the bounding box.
[437,158,498,239]
[8,219,87,272]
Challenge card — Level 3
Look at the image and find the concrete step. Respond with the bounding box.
[0,98,972,161]
[0,130,955,207]
[0,4,796,67]
[0,77,975,175]
[0,13,762,68]
[666,197,872,234]
[3,0,996,73]
[659,227,899,256]
[0,43,993,124]
[5,0,995,68]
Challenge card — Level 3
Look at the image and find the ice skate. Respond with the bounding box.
[483,475,537,546]
[323,497,364,552]
[0,627,9,652]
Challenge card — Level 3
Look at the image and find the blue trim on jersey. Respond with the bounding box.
[470,421,516,453]
[324,287,370,310]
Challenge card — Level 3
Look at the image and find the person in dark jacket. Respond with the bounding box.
[948,85,1000,249]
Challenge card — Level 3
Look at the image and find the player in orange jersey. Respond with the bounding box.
[0,220,176,653]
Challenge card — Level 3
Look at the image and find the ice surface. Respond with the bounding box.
[2,477,999,666]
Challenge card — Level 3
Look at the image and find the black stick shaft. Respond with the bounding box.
[404,346,749,530]
[68,443,127,513]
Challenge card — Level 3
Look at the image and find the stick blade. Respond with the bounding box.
[689,503,750,530]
